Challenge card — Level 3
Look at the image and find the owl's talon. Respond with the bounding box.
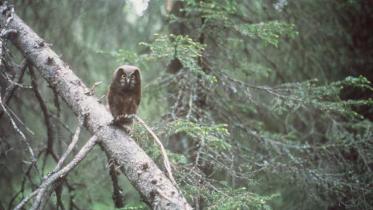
[110,114,134,126]
[122,114,134,124]
[123,125,132,133]
[118,114,126,120]
[110,117,120,126]
[127,114,135,119]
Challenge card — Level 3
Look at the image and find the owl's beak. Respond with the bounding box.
[126,78,130,84]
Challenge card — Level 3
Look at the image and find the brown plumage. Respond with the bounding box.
[108,65,141,125]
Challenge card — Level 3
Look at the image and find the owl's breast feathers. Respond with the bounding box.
[109,90,136,111]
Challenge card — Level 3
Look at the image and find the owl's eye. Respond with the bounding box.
[121,74,126,78]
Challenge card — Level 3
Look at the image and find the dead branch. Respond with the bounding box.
[14,136,98,210]
[0,59,27,118]
[0,89,36,162]
[53,124,81,173]
[2,60,27,103]
[29,65,58,162]
[7,149,43,210]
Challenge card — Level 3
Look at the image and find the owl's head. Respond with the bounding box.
[113,65,141,91]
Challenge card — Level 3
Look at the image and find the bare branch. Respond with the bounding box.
[53,124,81,173]
[0,90,36,162]
[7,149,44,210]
[0,60,28,119]
[2,60,27,102]
[29,65,55,156]
[14,136,98,210]
[5,98,35,135]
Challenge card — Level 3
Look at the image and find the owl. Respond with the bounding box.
[108,65,141,126]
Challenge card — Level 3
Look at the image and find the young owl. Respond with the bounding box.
[108,65,141,126]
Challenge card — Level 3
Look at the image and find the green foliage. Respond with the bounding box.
[141,34,204,60]
[242,62,273,79]
[183,184,276,210]
[209,188,277,210]
[120,203,148,210]
[166,120,231,152]
[140,34,217,82]
[182,0,238,21]
[91,202,147,210]
[132,119,230,162]
[235,21,298,47]
[271,76,373,117]
[342,75,373,90]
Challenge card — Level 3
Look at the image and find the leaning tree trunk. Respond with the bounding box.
[0,2,191,210]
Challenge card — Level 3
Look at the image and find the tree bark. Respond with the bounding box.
[0,2,191,210]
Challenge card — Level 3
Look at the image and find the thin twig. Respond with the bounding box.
[0,70,30,89]
[29,64,59,173]
[29,65,54,155]
[53,124,81,173]
[7,150,43,210]
[7,104,35,135]
[0,91,36,162]
[171,89,183,119]
[2,60,28,102]
[0,60,28,119]
[50,114,75,135]
[186,87,194,120]
[133,115,178,187]
[13,189,40,210]
[14,136,98,210]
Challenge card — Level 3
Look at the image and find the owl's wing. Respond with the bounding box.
[108,90,119,117]
[136,96,140,106]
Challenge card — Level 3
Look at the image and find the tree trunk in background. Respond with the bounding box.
[340,0,373,120]
[165,1,213,209]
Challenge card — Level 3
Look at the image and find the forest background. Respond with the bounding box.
[0,0,372,210]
